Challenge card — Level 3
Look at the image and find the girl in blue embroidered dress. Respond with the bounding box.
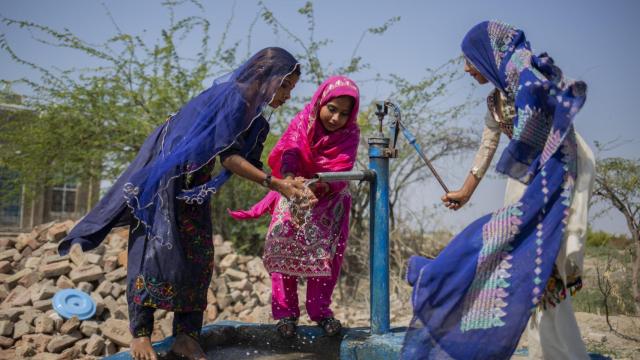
[59,48,316,360]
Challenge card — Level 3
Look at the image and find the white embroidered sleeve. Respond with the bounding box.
[470,111,501,178]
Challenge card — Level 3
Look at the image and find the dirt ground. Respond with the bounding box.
[325,284,640,359]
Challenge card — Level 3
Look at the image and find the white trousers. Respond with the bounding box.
[526,295,589,359]
[504,133,595,360]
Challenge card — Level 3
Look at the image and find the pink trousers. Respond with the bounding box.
[270,237,346,322]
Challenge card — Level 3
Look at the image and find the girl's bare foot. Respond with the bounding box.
[131,336,158,360]
[170,334,206,360]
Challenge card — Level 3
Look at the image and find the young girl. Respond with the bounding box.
[58,48,312,360]
[403,22,594,359]
[230,76,360,338]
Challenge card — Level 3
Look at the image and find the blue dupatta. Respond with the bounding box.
[59,47,299,255]
[402,21,586,359]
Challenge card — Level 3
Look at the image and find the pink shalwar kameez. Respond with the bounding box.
[230,76,360,321]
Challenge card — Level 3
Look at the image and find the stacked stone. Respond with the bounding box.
[0,220,274,359]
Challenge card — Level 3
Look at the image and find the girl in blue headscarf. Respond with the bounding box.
[402,22,595,359]
[58,47,312,360]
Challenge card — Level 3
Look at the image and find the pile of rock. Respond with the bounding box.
[0,220,273,359]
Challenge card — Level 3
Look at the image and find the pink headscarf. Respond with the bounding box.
[230,76,360,219]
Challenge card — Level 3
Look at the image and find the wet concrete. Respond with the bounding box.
[105,321,389,360]
[204,344,326,359]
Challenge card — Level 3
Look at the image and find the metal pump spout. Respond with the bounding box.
[313,170,375,183]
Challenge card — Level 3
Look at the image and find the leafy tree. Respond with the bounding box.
[1,1,477,264]
[592,155,640,314]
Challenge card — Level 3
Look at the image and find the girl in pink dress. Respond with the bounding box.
[230,76,360,338]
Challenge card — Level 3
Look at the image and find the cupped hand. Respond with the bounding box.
[308,181,330,198]
[273,177,306,200]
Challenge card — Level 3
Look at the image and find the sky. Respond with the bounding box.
[1,0,638,236]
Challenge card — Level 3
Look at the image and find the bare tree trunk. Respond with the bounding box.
[596,258,613,331]
[623,213,640,315]
[633,233,640,315]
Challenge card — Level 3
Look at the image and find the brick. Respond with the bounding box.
[21,333,52,352]
[157,317,173,338]
[0,307,26,321]
[232,302,244,313]
[43,254,69,264]
[45,222,71,242]
[15,232,37,251]
[219,254,238,269]
[85,253,102,265]
[35,315,55,334]
[104,339,118,356]
[40,242,59,252]
[0,335,14,348]
[0,261,11,274]
[48,313,64,332]
[214,242,233,258]
[102,257,118,273]
[80,320,99,337]
[30,352,59,360]
[108,230,128,248]
[117,250,127,268]
[57,345,82,360]
[224,268,247,281]
[0,238,13,249]
[104,267,126,282]
[13,320,33,339]
[90,293,105,316]
[112,306,128,320]
[154,309,167,320]
[46,332,82,353]
[0,249,19,262]
[40,260,72,278]
[17,270,42,288]
[31,284,57,302]
[100,319,132,347]
[33,299,53,312]
[56,275,74,289]
[111,283,124,298]
[103,295,119,316]
[23,236,41,251]
[91,243,106,256]
[207,288,217,305]
[95,280,113,297]
[217,294,231,309]
[20,309,42,325]
[0,321,12,336]
[24,257,41,269]
[228,279,252,291]
[247,257,269,279]
[205,304,218,323]
[59,316,80,334]
[69,264,103,283]
[84,334,105,356]
[15,342,37,358]
[69,244,87,267]
[5,268,31,287]
[230,290,242,302]
[78,281,93,293]
[1,285,31,308]
[33,221,55,237]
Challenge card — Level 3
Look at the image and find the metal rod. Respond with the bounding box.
[398,122,451,194]
[313,170,375,183]
[383,100,452,195]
